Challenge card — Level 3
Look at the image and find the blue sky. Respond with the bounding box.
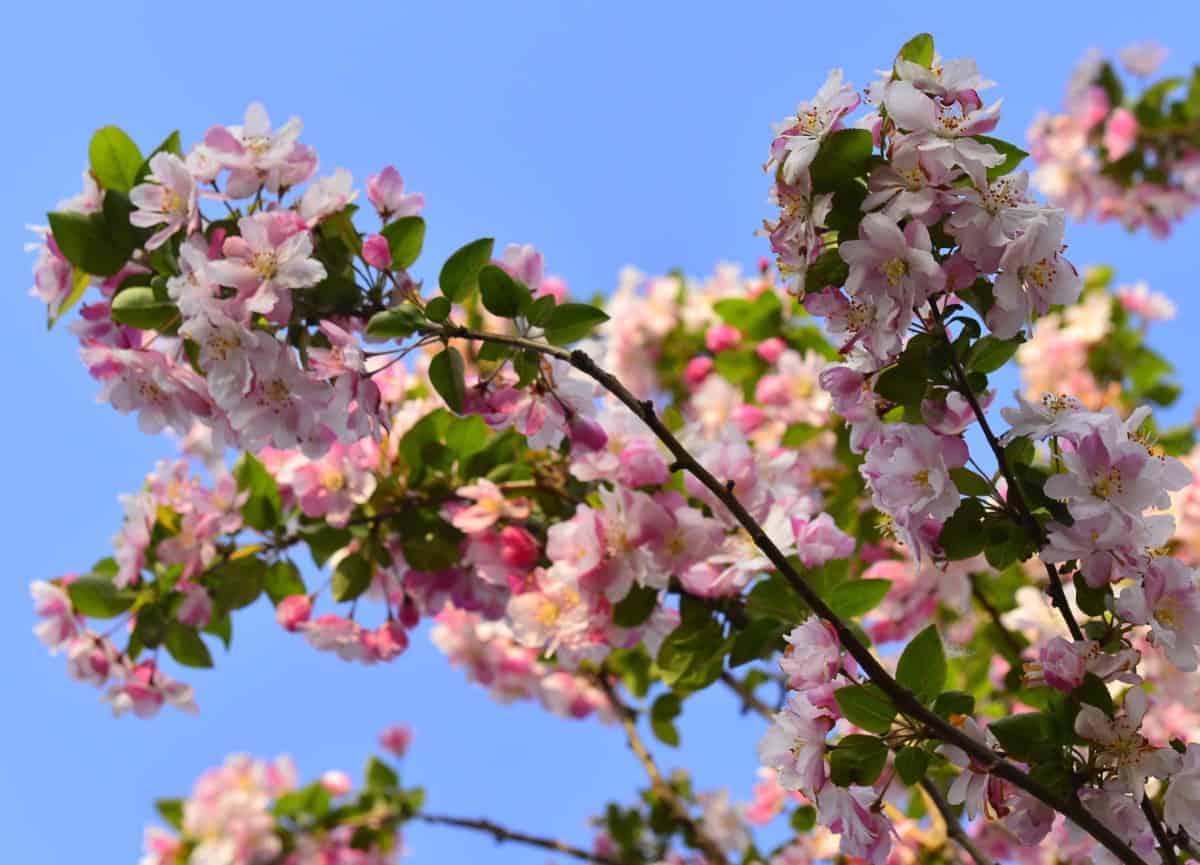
[4,2,1200,863]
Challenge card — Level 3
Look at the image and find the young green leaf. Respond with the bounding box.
[896,625,947,703]
[381,216,426,269]
[89,126,144,193]
[439,237,493,302]
[544,303,609,345]
[67,577,137,618]
[110,287,179,331]
[834,684,896,734]
[828,579,891,618]
[164,623,214,668]
[479,264,531,318]
[429,347,467,413]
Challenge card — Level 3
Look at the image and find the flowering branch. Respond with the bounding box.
[416,813,625,865]
[420,321,1146,865]
[919,779,998,865]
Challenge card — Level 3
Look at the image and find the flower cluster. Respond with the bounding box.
[1029,41,1200,236]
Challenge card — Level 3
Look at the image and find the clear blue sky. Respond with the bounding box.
[4,3,1200,863]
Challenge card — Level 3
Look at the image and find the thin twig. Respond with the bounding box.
[928,303,1170,865]
[417,321,1147,865]
[595,677,731,865]
[720,671,774,718]
[416,813,624,865]
[920,779,997,865]
[968,573,1026,659]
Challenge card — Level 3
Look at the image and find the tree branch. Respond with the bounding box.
[595,677,731,865]
[920,779,998,865]
[928,304,1172,865]
[416,812,625,865]
[419,322,1147,865]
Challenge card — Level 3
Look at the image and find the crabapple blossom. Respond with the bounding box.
[129,152,198,249]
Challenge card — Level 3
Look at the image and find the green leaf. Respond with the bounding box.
[305,526,353,567]
[208,556,267,611]
[730,617,785,666]
[804,249,850,294]
[479,264,532,318]
[439,237,493,302]
[830,735,888,787]
[975,136,1029,182]
[949,467,993,497]
[67,577,137,618]
[791,806,816,832]
[712,291,782,339]
[829,579,891,618]
[612,584,659,628]
[896,33,935,68]
[48,269,92,329]
[545,302,609,345]
[834,684,896,734]
[110,286,179,331]
[332,555,373,602]
[526,294,556,327]
[745,573,808,623]
[810,129,874,194]
[939,498,986,560]
[154,798,184,830]
[933,690,976,718]
[381,216,426,269]
[895,747,931,785]
[429,347,467,413]
[47,210,133,277]
[365,756,399,791]
[235,454,282,532]
[874,363,927,407]
[896,625,946,703]
[656,612,732,693]
[424,296,452,323]
[135,131,183,184]
[264,560,306,605]
[966,334,1024,374]
[365,305,423,340]
[89,126,143,193]
[990,712,1058,762]
[650,693,682,747]
[1075,673,1115,716]
[164,623,214,668]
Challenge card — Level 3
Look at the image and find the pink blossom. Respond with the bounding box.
[1116,281,1176,321]
[378,724,413,758]
[757,692,833,795]
[31,580,79,651]
[203,102,305,198]
[207,213,326,319]
[28,234,74,317]
[1074,688,1181,794]
[1116,557,1200,671]
[1164,743,1200,839]
[988,214,1082,338]
[298,168,356,225]
[366,166,425,220]
[779,616,840,689]
[129,152,197,249]
[176,583,214,628]
[499,526,540,569]
[104,661,197,719]
[276,594,313,631]
[320,770,353,796]
[705,323,741,353]
[450,479,531,535]
[683,356,714,387]
[66,637,115,686]
[768,68,860,184]
[756,337,787,363]
[1103,109,1139,161]
[1119,41,1169,78]
[884,80,1004,187]
[362,233,392,269]
[816,784,893,865]
[1037,636,1087,691]
[791,513,854,567]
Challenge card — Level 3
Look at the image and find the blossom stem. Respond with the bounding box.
[415,812,626,865]
[926,301,1085,642]
[920,779,998,865]
[420,321,1148,865]
[596,676,732,865]
[927,302,1177,865]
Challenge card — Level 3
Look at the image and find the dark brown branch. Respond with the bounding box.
[920,779,997,865]
[418,322,1147,865]
[416,812,625,865]
[595,677,731,865]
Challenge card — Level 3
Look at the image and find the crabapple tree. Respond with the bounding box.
[27,32,1200,865]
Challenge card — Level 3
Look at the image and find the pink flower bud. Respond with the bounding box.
[732,404,768,434]
[705,323,741,353]
[1039,636,1086,692]
[756,337,787,363]
[1103,108,1139,161]
[176,584,213,628]
[398,596,421,629]
[276,594,313,632]
[320,770,353,797]
[499,525,540,569]
[568,415,608,452]
[618,439,669,487]
[379,723,413,757]
[367,620,409,662]
[362,233,392,269]
[683,356,714,388]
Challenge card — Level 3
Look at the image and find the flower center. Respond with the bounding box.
[882,257,909,287]
[252,252,278,281]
